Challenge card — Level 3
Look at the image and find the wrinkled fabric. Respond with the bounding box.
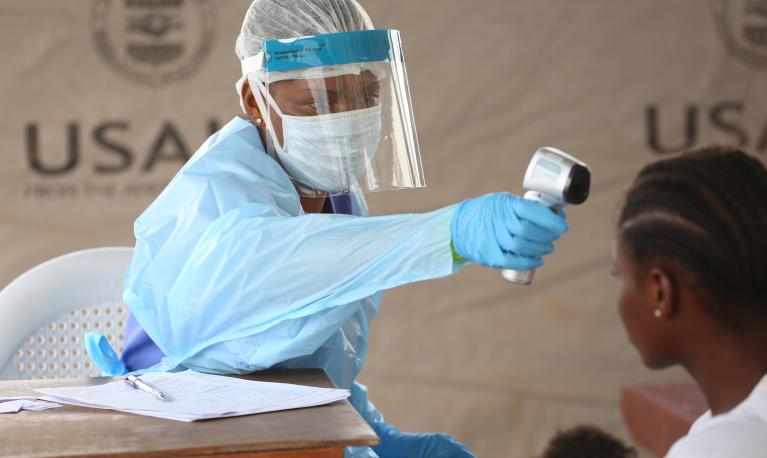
[114,116,468,457]
[120,193,355,372]
[121,313,163,372]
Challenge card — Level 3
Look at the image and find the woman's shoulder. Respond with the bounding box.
[182,116,294,190]
[665,390,767,458]
[135,116,300,228]
[189,116,265,164]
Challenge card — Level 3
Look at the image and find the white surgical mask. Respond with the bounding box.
[276,105,382,193]
[251,76,383,194]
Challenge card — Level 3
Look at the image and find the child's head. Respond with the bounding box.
[541,425,637,458]
[614,146,767,368]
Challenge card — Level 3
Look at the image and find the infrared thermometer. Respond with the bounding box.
[502,147,591,285]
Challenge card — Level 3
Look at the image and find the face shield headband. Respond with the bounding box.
[235,30,425,196]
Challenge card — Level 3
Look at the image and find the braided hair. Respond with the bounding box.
[618,146,767,329]
[541,425,637,458]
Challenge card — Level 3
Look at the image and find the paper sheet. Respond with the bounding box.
[36,370,349,422]
[0,400,24,414]
[0,398,62,413]
[0,396,38,402]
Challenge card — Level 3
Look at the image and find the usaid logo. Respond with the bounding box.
[92,0,216,86]
[713,0,767,69]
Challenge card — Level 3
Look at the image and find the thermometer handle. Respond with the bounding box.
[501,267,535,285]
[501,191,558,285]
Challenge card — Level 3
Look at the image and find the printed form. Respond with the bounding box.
[35,370,349,422]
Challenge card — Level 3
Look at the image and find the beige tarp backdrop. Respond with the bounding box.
[1,0,766,456]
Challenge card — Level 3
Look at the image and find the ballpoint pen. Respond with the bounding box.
[124,375,168,401]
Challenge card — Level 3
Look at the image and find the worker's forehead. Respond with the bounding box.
[271,71,380,93]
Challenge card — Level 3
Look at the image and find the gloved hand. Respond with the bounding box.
[371,420,475,458]
[84,332,127,376]
[450,192,568,270]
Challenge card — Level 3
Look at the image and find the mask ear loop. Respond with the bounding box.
[241,53,286,155]
[235,75,247,114]
[250,76,289,157]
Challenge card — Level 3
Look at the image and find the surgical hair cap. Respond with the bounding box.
[234,0,374,111]
[235,0,374,62]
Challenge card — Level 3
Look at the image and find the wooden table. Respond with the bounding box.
[0,369,378,458]
[621,382,708,457]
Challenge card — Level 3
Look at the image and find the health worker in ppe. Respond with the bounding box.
[85,1,569,457]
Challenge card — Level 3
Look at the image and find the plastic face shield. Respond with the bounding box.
[241,30,425,196]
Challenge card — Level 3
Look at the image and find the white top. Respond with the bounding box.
[666,374,767,458]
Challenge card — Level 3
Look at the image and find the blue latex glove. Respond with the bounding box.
[84,331,127,376]
[450,192,568,270]
[349,383,475,458]
[371,421,475,458]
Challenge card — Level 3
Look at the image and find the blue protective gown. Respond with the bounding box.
[109,116,473,457]
[119,194,355,373]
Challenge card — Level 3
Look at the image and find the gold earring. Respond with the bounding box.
[654,309,662,318]
[256,118,262,124]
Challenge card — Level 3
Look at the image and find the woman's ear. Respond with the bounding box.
[240,80,264,127]
[648,267,676,319]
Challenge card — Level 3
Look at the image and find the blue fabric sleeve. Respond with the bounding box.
[120,312,164,372]
[119,194,356,373]
[126,202,458,373]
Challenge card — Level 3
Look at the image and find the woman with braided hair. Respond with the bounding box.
[613,146,767,457]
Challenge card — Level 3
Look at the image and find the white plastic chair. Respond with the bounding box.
[0,247,133,380]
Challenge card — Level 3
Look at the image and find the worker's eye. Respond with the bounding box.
[298,102,318,115]
[346,93,379,110]
[364,93,379,105]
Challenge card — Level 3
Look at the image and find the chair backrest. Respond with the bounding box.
[0,247,133,380]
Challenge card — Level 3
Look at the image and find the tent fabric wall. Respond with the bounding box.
[2,1,765,456]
